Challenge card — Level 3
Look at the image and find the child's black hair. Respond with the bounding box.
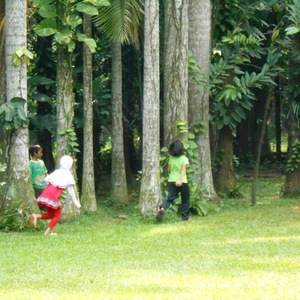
[29,145,42,157]
[168,140,185,157]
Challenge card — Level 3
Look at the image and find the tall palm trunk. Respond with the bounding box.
[81,14,97,212]
[139,0,161,215]
[5,0,36,212]
[111,39,128,206]
[163,0,189,146]
[188,0,217,199]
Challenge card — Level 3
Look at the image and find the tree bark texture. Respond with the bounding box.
[139,0,161,215]
[163,0,189,146]
[213,126,237,194]
[111,39,128,206]
[0,7,8,185]
[281,33,300,195]
[283,106,300,195]
[5,0,36,212]
[188,0,217,199]
[81,14,97,212]
[56,1,79,218]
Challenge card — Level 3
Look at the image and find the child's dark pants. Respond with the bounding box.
[160,182,190,220]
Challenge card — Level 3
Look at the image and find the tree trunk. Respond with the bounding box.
[0,3,8,186]
[236,87,272,163]
[111,39,128,206]
[163,0,189,146]
[56,1,79,219]
[279,4,300,195]
[139,0,161,215]
[252,88,273,206]
[81,14,97,212]
[188,0,217,199]
[213,126,237,194]
[282,106,300,195]
[5,0,37,213]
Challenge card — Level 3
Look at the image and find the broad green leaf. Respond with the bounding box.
[39,4,56,18]
[66,14,82,27]
[5,107,14,122]
[11,97,26,107]
[0,104,5,115]
[236,107,246,119]
[34,19,57,37]
[23,48,34,60]
[223,115,230,125]
[183,142,190,150]
[76,3,99,16]
[12,54,22,65]
[55,29,73,45]
[31,92,52,103]
[32,0,53,7]
[28,76,55,86]
[189,141,198,149]
[188,133,195,139]
[15,47,24,58]
[85,0,110,7]
[82,38,97,53]
[68,41,76,52]
[58,130,66,136]
[285,26,300,35]
[232,111,241,123]
[13,116,21,129]
[17,108,27,121]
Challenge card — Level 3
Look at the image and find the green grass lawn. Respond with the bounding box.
[0,177,299,300]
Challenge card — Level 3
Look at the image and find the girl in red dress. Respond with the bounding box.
[30,155,81,235]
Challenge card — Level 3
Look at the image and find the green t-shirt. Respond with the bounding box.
[168,155,189,183]
[29,160,48,189]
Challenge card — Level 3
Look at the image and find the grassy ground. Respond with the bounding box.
[0,177,299,300]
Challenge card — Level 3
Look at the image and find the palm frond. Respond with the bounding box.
[93,0,144,49]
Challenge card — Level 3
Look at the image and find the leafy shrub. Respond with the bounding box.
[0,201,27,232]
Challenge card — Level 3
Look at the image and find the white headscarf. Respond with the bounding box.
[45,155,75,188]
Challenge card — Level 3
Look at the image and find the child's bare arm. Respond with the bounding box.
[67,186,81,209]
[175,164,187,187]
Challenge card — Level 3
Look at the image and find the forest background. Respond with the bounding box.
[1,0,300,229]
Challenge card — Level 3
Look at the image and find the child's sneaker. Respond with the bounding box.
[156,208,165,222]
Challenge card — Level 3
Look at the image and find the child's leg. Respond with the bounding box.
[44,207,62,235]
[30,213,41,228]
[160,183,179,210]
[30,206,54,228]
[180,183,190,220]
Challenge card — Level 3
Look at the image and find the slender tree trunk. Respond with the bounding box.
[188,0,217,199]
[81,14,97,212]
[213,126,237,194]
[252,88,273,206]
[163,0,189,146]
[139,0,161,215]
[0,3,8,186]
[111,39,128,206]
[274,78,281,161]
[5,0,36,213]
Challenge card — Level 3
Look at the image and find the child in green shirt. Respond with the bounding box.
[156,140,190,222]
[29,145,48,199]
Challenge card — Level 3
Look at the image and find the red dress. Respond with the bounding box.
[37,183,64,209]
